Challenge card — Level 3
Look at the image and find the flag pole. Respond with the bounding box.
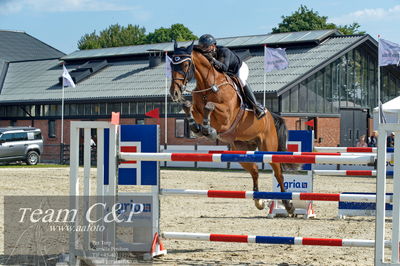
[377,35,381,125]
[263,44,266,106]
[61,63,65,145]
[164,51,168,145]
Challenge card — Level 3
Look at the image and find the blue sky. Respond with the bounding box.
[1,0,399,54]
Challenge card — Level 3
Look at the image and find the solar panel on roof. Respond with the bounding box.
[62,30,339,60]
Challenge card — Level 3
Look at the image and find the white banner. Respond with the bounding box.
[165,53,172,78]
[264,46,289,72]
[379,38,400,67]
[62,65,76,88]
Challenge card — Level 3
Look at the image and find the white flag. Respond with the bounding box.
[62,65,76,88]
[264,46,289,72]
[379,38,400,67]
[165,53,172,78]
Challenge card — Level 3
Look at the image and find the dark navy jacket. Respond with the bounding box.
[213,46,242,75]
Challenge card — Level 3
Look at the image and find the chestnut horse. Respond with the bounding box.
[169,41,295,214]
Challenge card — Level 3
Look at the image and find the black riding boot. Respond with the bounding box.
[243,84,265,119]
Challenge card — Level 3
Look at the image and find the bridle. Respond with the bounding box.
[171,50,232,98]
[171,53,195,94]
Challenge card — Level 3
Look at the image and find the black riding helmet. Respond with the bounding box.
[198,34,216,49]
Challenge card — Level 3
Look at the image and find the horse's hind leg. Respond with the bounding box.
[239,162,265,210]
[270,162,295,215]
[233,141,265,210]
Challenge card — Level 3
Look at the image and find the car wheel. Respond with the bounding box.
[26,151,40,165]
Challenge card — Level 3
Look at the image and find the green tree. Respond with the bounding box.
[78,23,197,50]
[146,23,197,43]
[272,5,365,35]
[336,22,365,35]
[77,31,101,50]
[78,24,146,50]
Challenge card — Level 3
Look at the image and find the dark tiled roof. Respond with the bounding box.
[62,30,339,61]
[0,32,374,103]
[0,30,64,62]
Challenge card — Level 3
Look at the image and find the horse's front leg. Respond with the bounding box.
[201,102,217,140]
[182,101,203,137]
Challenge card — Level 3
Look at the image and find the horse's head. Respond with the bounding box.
[169,41,195,102]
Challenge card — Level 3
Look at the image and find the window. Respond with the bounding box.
[169,102,182,114]
[175,119,185,138]
[110,103,121,113]
[281,91,290,112]
[130,102,137,114]
[307,78,316,113]
[92,103,100,115]
[77,104,85,115]
[290,87,299,113]
[69,104,77,116]
[49,105,61,116]
[324,64,333,113]
[315,71,324,113]
[6,106,18,117]
[48,120,56,138]
[0,132,27,142]
[0,133,13,142]
[63,104,69,116]
[34,132,42,140]
[298,83,307,112]
[35,105,42,117]
[122,103,129,115]
[100,103,107,115]
[272,98,279,112]
[145,102,153,113]
[84,104,92,115]
[13,132,28,141]
[137,102,145,114]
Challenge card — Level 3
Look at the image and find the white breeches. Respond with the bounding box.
[238,62,249,86]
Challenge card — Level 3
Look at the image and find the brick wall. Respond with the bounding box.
[314,117,340,147]
[1,116,343,163]
[282,117,299,130]
[282,116,341,147]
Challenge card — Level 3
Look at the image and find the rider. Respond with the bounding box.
[197,34,266,119]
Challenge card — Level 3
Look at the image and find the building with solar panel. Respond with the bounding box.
[0,29,399,162]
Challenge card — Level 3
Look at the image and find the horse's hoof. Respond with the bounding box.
[254,199,266,210]
[201,126,217,140]
[283,200,295,215]
[189,123,201,134]
[287,204,295,215]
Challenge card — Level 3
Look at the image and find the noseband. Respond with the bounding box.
[171,53,194,93]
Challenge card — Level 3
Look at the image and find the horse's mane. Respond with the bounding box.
[192,45,206,53]
[192,46,214,67]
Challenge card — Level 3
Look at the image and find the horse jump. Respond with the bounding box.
[68,121,400,265]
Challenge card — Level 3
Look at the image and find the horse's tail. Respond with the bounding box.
[270,112,300,171]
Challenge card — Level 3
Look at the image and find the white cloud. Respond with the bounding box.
[0,0,138,14]
[330,5,400,25]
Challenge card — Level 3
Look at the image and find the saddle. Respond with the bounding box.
[227,75,253,111]
[195,46,253,111]
[216,74,249,143]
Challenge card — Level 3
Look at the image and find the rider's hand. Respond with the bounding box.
[212,58,222,70]
[203,53,214,61]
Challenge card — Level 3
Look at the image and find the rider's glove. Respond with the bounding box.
[212,58,223,71]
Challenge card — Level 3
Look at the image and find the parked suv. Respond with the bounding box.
[0,127,43,165]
